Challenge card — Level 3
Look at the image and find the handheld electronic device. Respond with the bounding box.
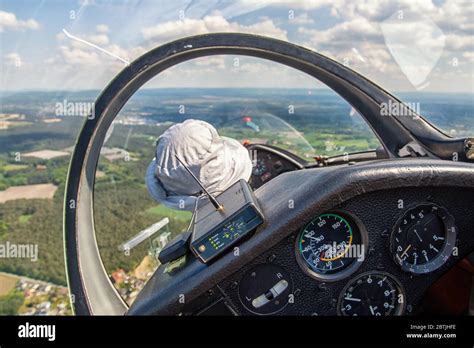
[159,155,265,264]
[190,178,264,263]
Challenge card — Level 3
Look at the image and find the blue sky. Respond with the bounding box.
[1,0,473,92]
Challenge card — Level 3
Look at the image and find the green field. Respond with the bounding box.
[2,164,29,172]
[18,214,33,224]
[145,205,192,223]
[0,88,471,290]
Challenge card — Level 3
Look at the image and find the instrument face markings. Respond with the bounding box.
[390,204,457,274]
[296,212,367,281]
[338,272,406,316]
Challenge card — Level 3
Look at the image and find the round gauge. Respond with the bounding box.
[390,204,457,274]
[238,263,293,315]
[338,272,406,316]
[296,212,367,281]
[252,158,267,176]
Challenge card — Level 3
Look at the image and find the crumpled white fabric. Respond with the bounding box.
[145,119,252,210]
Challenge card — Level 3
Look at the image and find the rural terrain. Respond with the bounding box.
[0,88,472,313]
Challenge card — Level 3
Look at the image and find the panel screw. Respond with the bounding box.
[268,254,277,262]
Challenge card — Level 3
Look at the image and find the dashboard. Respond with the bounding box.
[62,32,474,318]
[127,159,474,316]
[186,186,473,316]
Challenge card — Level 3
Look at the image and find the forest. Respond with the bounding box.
[0,117,191,285]
[1,88,471,287]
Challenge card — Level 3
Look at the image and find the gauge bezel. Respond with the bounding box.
[389,203,457,275]
[237,263,294,315]
[295,210,368,282]
[337,271,406,316]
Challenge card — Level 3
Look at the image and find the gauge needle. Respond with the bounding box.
[369,305,376,315]
[413,230,423,242]
[344,297,362,302]
[305,236,319,241]
[400,244,412,258]
[423,253,430,263]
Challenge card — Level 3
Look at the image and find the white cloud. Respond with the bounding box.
[194,56,226,69]
[265,0,335,10]
[289,13,315,25]
[298,17,381,50]
[325,0,473,52]
[46,14,289,84]
[444,33,473,51]
[142,15,288,43]
[96,24,109,33]
[294,0,473,92]
[147,55,322,89]
[0,11,40,32]
[50,24,143,70]
[83,33,110,45]
[48,43,131,71]
[2,0,471,93]
[57,30,110,46]
[436,0,474,34]
[329,0,436,21]
[3,52,22,66]
[57,45,101,66]
[462,51,474,62]
[237,61,269,74]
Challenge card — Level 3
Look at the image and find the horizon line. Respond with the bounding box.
[1,87,473,95]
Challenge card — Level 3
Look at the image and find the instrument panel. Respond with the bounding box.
[245,146,459,305]
[207,186,471,317]
[247,144,304,189]
[294,210,412,315]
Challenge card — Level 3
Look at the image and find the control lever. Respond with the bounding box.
[252,279,289,308]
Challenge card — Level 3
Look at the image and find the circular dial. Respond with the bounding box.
[296,212,367,281]
[252,158,267,176]
[248,148,300,190]
[390,204,457,274]
[238,263,293,315]
[338,272,406,316]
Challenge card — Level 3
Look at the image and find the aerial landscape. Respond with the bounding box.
[1,3,473,348]
[0,88,472,313]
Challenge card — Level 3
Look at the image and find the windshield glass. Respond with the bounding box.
[93,57,382,305]
[396,92,474,137]
[0,0,472,315]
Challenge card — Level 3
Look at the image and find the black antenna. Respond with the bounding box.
[174,154,224,211]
